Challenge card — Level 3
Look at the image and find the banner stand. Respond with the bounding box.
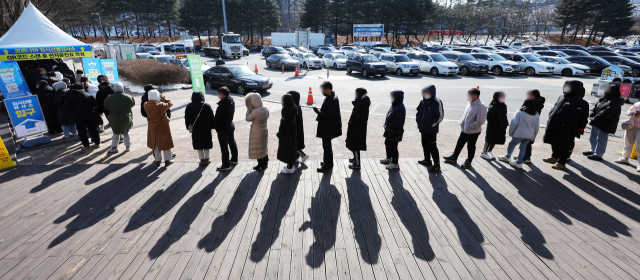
[20,133,50,149]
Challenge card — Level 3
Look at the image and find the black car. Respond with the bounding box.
[547,46,567,50]
[250,45,263,52]
[346,54,388,77]
[623,56,640,63]
[536,51,568,57]
[262,46,288,57]
[566,56,612,74]
[561,45,589,51]
[203,65,273,95]
[560,49,591,57]
[627,48,640,53]
[265,54,299,70]
[521,46,550,52]
[616,51,640,57]
[599,56,640,76]
[588,51,621,57]
[440,52,489,75]
[587,46,611,51]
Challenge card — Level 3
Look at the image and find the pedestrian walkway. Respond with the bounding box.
[0,154,639,279]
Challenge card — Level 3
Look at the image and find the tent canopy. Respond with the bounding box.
[0,2,91,61]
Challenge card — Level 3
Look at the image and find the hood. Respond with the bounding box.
[144,84,157,92]
[52,81,67,91]
[39,86,55,94]
[564,80,584,97]
[422,84,436,99]
[289,91,301,106]
[391,90,404,106]
[604,84,622,99]
[246,92,263,109]
[191,91,205,103]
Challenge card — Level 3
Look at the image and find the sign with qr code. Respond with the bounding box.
[0,61,31,99]
[82,58,119,82]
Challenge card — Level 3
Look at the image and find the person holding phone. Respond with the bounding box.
[312,81,342,172]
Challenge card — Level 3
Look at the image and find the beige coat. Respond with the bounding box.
[245,93,269,159]
[144,99,174,151]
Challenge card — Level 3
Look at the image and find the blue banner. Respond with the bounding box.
[353,24,384,37]
[0,61,31,99]
[4,95,47,138]
[82,58,119,82]
[100,59,119,82]
[83,58,101,81]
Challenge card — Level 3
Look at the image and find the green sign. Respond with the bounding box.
[187,55,206,93]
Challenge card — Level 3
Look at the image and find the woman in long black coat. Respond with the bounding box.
[277,94,298,174]
[52,81,76,138]
[184,91,215,166]
[345,88,370,169]
[289,91,308,163]
[36,80,61,135]
[481,91,508,160]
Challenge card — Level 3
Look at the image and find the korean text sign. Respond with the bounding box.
[82,58,120,82]
[0,61,31,99]
[187,55,206,93]
[5,95,48,138]
[353,24,384,37]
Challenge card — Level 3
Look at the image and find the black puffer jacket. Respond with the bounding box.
[53,88,75,126]
[277,104,298,164]
[485,102,508,144]
[185,92,215,150]
[531,96,545,115]
[384,90,406,138]
[214,96,235,133]
[95,85,113,115]
[290,91,305,150]
[416,85,444,134]
[543,80,588,144]
[346,95,370,151]
[315,92,342,139]
[37,85,59,127]
[63,89,98,122]
[589,85,623,134]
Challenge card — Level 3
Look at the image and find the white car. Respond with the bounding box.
[471,53,520,75]
[295,53,323,69]
[317,46,341,57]
[322,53,348,69]
[539,56,591,76]
[496,52,554,75]
[369,48,394,55]
[411,52,458,75]
[287,48,300,55]
[339,46,361,55]
[379,54,420,75]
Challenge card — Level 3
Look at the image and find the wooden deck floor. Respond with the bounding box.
[0,155,639,279]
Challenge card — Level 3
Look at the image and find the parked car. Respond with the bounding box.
[535,50,569,57]
[137,46,160,55]
[616,51,640,57]
[412,52,458,76]
[559,49,591,57]
[373,43,392,51]
[322,53,348,69]
[453,48,490,54]
[136,53,153,59]
[379,54,420,76]
[547,46,567,50]
[265,54,299,70]
[566,56,614,75]
[471,53,520,75]
[346,54,388,77]
[621,56,640,64]
[317,46,340,58]
[480,46,499,51]
[588,51,621,57]
[626,48,640,53]
[440,52,489,76]
[587,46,611,51]
[150,55,173,63]
[339,46,361,55]
[262,46,289,57]
[494,45,517,51]
[295,53,323,69]
[250,45,263,52]
[203,64,272,95]
[495,52,554,76]
[369,48,394,55]
[521,46,550,52]
[171,44,187,52]
[172,58,211,73]
[286,48,300,55]
[539,56,590,76]
[599,56,640,76]
[561,45,589,51]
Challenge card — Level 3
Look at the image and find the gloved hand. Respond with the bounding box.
[577,128,584,134]
[313,107,320,114]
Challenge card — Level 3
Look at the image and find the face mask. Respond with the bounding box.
[390,96,395,102]
[423,93,431,99]
[499,97,505,103]
[563,86,571,94]
[467,95,472,102]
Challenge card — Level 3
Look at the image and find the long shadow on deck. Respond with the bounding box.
[346,171,382,264]
[31,165,93,193]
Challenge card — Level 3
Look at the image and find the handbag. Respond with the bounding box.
[188,104,204,133]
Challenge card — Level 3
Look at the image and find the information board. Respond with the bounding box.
[187,55,206,93]
[0,61,31,99]
[353,24,384,37]
[4,95,48,138]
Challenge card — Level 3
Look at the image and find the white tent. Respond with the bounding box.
[0,2,91,61]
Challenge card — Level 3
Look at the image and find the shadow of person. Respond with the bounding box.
[491,162,630,237]
[463,169,553,259]
[49,163,165,248]
[600,160,640,184]
[198,171,264,252]
[300,172,341,268]
[31,164,93,193]
[148,171,230,259]
[345,171,382,264]
[387,171,437,260]
[428,172,485,259]
[572,160,640,208]
[124,168,205,232]
[249,172,300,261]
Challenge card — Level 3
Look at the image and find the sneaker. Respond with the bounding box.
[385,163,400,170]
[551,163,566,170]
[497,155,510,163]
[480,152,487,158]
[443,155,458,163]
[281,166,296,174]
[317,165,333,172]
[217,166,231,171]
[615,158,630,164]
[480,153,493,160]
[509,161,522,169]
[94,143,100,149]
[380,158,392,164]
[299,155,309,163]
[637,166,640,173]
[418,159,432,166]
[230,160,239,165]
[107,147,119,154]
[63,136,69,139]
[428,163,441,173]
[487,152,495,160]
[348,164,361,170]
[125,146,131,152]
[522,159,532,164]
[461,159,472,169]
[543,157,558,163]
[587,155,603,161]
[582,151,594,156]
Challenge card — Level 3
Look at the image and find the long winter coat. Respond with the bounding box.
[589,85,623,134]
[384,90,406,138]
[290,91,305,150]
[245,93,269,159]
[103,92,135,134]
[63,89,97,122]
[144,100,174,150]
[485,102,509,144]
[184,92,215,150]
[416,85,444,134]
[345,95,370,151]
[277,104,297,164]
[316,92,342,139]
[543,80,588,144]
[38,86,59,128]
[53,88,75,126]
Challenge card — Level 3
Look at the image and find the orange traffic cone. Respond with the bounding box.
[295,66,299,77]
[255,64,258,73]
[306,87,314,105]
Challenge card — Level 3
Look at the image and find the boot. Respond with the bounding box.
[543,157,558,163]
[428,163,441,173]
[253,158,264,170]
[443,155,458,163]
[551,163,565,169]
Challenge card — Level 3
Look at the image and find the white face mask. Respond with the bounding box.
[423,93,431,99]
[499,97,505,103]
[390,96,395,102]
[563,86,571,94]
[467,95,472,102]
[355,93,358,100]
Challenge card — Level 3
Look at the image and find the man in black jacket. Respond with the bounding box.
[313,81,342,172]
[381,90,406,170]
[416,85,444,172]
[63,83,101,150]
[583,84,623,161]
[214,87,238,171]
[95,82,113,119]
[141,84,171,119]
[543,80,589,169]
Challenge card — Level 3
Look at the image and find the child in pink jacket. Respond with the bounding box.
[616,102,640,171]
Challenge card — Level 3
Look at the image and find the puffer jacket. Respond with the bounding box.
[384,90,406,138]
[543,80,588,144]
[589,85,623,134]
[416,84,444,134]
[214,96,235,133]
[460,98,487,134]
[184,91,215,150]
[245,93,269,159]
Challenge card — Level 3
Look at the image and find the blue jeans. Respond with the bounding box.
[589,126,609,157]
[505,137,531,164]
[61,125,77,138]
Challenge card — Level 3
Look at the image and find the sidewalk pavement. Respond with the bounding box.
[15,95,626,166]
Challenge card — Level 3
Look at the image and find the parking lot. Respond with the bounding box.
[199,53,626,126]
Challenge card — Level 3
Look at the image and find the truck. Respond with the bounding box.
[202,32,244,58]
[271,32,336,47]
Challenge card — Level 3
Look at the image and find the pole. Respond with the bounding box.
[221,0,228,33]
